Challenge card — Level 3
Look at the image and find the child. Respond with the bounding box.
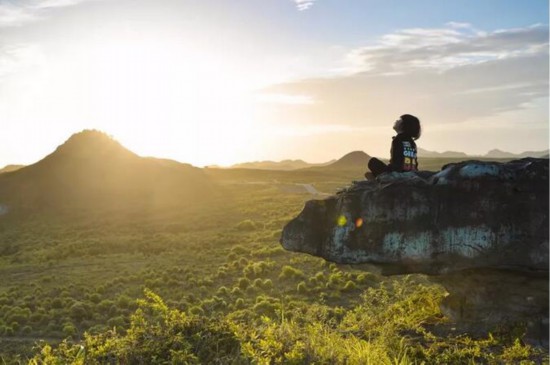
[367,114,421,178]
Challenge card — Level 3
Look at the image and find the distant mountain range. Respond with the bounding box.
[225,148,548,171]
[0,130,213,215]
[1,132,547,184]
[418,148,549,159]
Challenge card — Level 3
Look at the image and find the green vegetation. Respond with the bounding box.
[0,163,546,364]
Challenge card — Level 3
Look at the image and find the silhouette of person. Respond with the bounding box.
[367,114,421,178]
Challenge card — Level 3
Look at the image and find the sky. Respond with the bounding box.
[0,0,548,167]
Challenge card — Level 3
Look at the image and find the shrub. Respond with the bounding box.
[189,306,204,316]
[231,245,248,254]
[342,280,357,291]
[31,290,243,364]
[97,299,114,313]
[262,279,273,290]
[69,302,90,322]
[117,295,132,309]
[327,271,345,288]
[279,265,305,280]
[253,300,278,317]
[3,326,14,337]
[230,287,243,297]
[87,293,101,304]
[234,298,245,309]
[29,312,45,324]
[243,262,268,279]
[107,316,126,329]
[216,286,230,296]
[237,278,250,290]
[62,322,77,338]
[236,220,257,231]
[297,281,308,294]
[51,297,63,309]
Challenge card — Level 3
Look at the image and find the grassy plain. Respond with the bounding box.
[0,160,546,364]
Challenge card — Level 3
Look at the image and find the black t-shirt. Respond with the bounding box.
[389,134,418,172]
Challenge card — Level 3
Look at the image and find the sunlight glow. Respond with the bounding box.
[4,31,270,167]
[84,38,261,166]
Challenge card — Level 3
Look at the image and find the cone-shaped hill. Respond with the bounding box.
[322,151,371,170]
[0,130,213,215]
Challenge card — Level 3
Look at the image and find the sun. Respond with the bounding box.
[48,34,264,167]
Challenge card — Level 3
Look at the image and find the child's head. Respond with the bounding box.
[394,114,421,140]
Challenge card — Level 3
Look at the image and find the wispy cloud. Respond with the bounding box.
[293,0,318,11]
[260,24,548,127]
[347,23,548,73]
[0,43,43,77]
[0,0,92,27]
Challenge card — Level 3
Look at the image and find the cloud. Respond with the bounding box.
[0,43,44,77]
[348,24,548,72]
[0,0,92,27]
[259,24,548,128]
[293,0,318,11]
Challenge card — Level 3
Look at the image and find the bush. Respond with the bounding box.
[216,286,230,296]
[189,306,204,316]
[107,316,126,328]
[230,287,244,297]
[237,278,250,290]
[87,293,101,304]
[252,300,278,317]
[262,279,273,290]
[31,290,243,364]
[342,280,357,291]
[231,245,248,254]
[51,298,63,309]
[356,272,379,285]
[62,322,77,338]
[236,220,257,231]
[234,298,246,309]
[297,281,308,294]
[117,295,132,309]
[69,302,90,322]
[279,265,305,280]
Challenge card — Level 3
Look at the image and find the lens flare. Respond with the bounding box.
[337,215,347,226]
[355,218,363,228]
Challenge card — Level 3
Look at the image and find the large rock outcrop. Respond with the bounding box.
[280,158,549,343]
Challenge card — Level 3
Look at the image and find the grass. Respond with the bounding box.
[0,164,547,364]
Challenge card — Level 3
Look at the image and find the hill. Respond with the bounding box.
[0,130,213,216]
[417,148,468,158]
[320,151,371,170]
[0,164,25,174]
[419,148,549,159]
[484,149,518,158]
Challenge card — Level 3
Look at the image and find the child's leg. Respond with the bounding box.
[368,158,388,177]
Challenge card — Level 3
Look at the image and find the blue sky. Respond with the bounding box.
[0,0,548,166]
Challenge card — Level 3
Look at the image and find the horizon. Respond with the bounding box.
[1,128,548,170]
[1,0,548,167]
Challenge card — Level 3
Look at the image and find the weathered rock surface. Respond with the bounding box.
[280,158,549,343]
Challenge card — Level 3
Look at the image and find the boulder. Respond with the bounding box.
[280,158,549,343]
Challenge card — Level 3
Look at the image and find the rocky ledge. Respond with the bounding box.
[280,158,549,344]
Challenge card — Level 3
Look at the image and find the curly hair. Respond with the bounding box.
[400,114,421,140]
